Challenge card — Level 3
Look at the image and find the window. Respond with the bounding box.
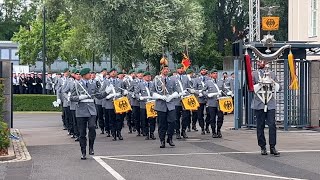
[310,0,318,37]
[0,49,10,60]
[11,49,19,60]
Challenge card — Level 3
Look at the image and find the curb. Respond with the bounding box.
[0,141,16,161]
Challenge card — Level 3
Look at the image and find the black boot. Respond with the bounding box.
[112,131,117,141]
[106,131,111,137]
[187,127,191,132]
[145,134,150,140]
[117,131,123,140]
[205,126,210,134]
[201,129,205,135]
[212,129,218,138]
[150,133,156,140]
[128,126,132,134]
[217,131,222,138]
[192,124,198,131]
[81,148,87,160]
[181,130,188,139]
[137,131,141,136]
[89,148,94,155]
[160,140,165,148]
[75,136,79,141]
[167,138,175,147]
[100,129,104,134]
[270,147,280,157]
[176,130,182,139]
[261,146,268,155]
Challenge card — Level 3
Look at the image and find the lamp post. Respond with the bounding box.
[42,5,47,94]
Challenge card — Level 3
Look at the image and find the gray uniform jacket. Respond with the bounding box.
[171,74,192,106]
[57,77,71,107]
[151,76,178,112]
[62,79,78,111]
[194,76,210,104]
[100,78,125,110]
[128,78,142,107]
[90,79,102,105]
[70,79,105,117]
[202,79,223,107]
[251,69,279,110]
[134,81,155,109]
[46,77,53,90]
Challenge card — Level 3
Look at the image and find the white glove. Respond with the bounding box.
[274,82,280,92]
[123,90,128,96]
[106,94,114,100]
[139,96,145,101]
[166,92,179,102]
[198,93,203,97]
[79,95,89,100]
[32,83,36,85]
[208,92,220,98]
[56,99,61,105]
[187,88,195,94]
[131,94,135,98]
[105,86,113,94]
[152,93,167,101]
[67,97,70,101]
[227,91,233,96]
[52,101,60,107]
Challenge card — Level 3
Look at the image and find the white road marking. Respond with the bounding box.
[93,156,126,180]
[98,149,320,158]
[103,156,306,180]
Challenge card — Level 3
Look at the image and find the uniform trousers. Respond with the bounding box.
[157,109,176,141]
[63,107,71,132]
[133,106,141,133]
[191,111,198,126]
[205,106,211,129]
[207,107,224,133]
[107,109,124,135]
[175,106,190,131]
[70,110,78,136]
[126,111,134,129]
[255,109,277,148]
[140,108,156,135]
[96,104,104,130]
[197,103,206,130]
[103,108,110,133]
[77,116,96,152]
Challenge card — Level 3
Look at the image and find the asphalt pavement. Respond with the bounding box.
[1,112,320,180]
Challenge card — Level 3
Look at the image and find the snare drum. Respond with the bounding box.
[114,96,132,114]
[181,94,200,111]
[218,97,233,113]
[146,100,157,118]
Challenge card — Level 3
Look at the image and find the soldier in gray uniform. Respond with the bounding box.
[202,69,224,138]
[152,65,179,148]
[96,68,108,134]
[56,68,71,130]
[251,60,280,157]
[70,68,105,160]
[100,68,128,141]
[45,72,53,94]
[171,64,191,139]
[124,69,136,134]
[186,69,197,132]
[134,71,157,140]
[194,66,210,135]
[131,69,144,136]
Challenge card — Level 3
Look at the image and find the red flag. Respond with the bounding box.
[244,54,254,92]
[181,53,191,70]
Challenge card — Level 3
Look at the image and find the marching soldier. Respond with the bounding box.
[194,66,209,135]
[202,69,224,138]
[56,68,71,130]
[96,68,107,134]
[70,68,105,160]
[135,71,156,140]
[252,60,280,156]
[131,69,144,136]
[124,69,136,134]
[152,65,179,148]
[172,64,191,139]
[186,69,197,132]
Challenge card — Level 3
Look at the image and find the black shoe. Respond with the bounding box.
[176,131,182,139]
[150,133,156,140]
[63,125,67,130]
[192,125,198,131]
[75,137,79,141]
[106,131,111,137]
[112,132,117,141]
[181,130,188,139]
[261,147,268,155]
[117,131,123,140]
[217,131,222,138]
[270,147,280,157]
[128,126,132,134]
[89,148,94,155]
[212,133,218,138]
[137,132,141,137]
[145,135,150,140]
[81,154,87,160]
[160,140,166,148]
[205,128,210,134]
[201,130,205,135]
[133,128,136,132]
[166,138,175,147]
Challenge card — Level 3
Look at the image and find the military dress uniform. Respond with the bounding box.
[251,68,280,156]
[134,75,156,140]
[56,75,71,130]
[95,77,105,134]
[101,78,111,137]
[46,75,53,94]
[123,74,135,133]
[152,75,179,148]
[70,68,105,159]
[194,75,210,134]
[131,78,144,136]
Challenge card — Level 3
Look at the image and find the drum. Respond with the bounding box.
[181,94,200,111]
[114,96,132,114]
[146,100,157,118]
[218,97,234,113]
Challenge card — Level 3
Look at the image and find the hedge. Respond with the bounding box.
[13,94,61,112]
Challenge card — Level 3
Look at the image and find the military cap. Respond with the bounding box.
[137,69,144,74]
[74,69,80,74]
[109,68,117,73]
[209,69,218,74]
[80,68,91,76]
[118,72,124,75]
[143,71,151,76]
[186,69,194,74]
[176,64,183,69]
[71,68,77,73]
[91,71,96,74]
[101,68,108,72]
[199,66,207,70]
[128,69,135,74]
[63,68,69,73]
